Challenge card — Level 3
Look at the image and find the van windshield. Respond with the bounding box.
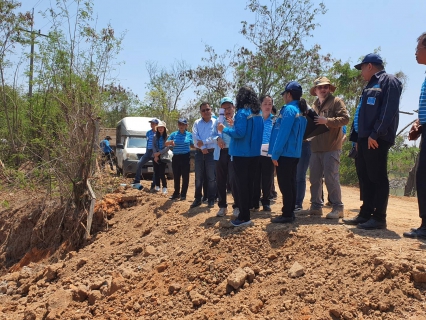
[127,137,147,148]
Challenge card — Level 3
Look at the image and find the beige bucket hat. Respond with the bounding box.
[310,77,337,96]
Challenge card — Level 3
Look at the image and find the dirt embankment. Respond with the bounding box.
[0,173,425,319]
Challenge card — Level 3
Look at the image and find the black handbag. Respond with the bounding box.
[348,145,358,159]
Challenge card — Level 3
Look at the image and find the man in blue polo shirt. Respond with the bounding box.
[214,97,236,217]
[403,32,426,239]
[191,102,218,208]
[344,53,403,230]
[133,118,158,185]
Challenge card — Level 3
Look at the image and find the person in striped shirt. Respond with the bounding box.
[166,118,194,201]
[403,32,426,239]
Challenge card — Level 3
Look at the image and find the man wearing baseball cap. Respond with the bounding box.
[214,97,236,217]
[343,53,403,230]
[133,118,159,186]
[303,77,349,219]
[100,135,114,171]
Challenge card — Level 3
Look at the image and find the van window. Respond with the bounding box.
[127,137,147,148]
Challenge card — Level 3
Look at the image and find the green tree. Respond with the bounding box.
[234,0,330,98]
[0,0,31,155]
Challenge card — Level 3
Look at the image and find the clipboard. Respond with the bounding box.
[303,109,329,140]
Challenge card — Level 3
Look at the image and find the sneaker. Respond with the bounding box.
[180,196,186,201]
[357,219,387,230]
[294,205,303,212]
[190,199,202,208]
[300,206,322,216]
[169,194,180,200]
[162,188,168,195]
[403,227,426,239]
[342,215,370,225]
[154,186,160,192]
[326,208,343,219]
[216,208,228,217]
[232,208,240,217]
[202,198,208,204]
[208,200,215,208]
[231,219,254,227]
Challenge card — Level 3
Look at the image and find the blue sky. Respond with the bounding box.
[21,0,426,135]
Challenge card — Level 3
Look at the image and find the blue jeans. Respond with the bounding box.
[134,149,153,183]
[295,141,311,207]
[194,149,216,201]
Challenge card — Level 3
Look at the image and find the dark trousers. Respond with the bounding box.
[253,156,274,207]
[216,149,235,208]
[171,153,190,197]
[153,160,167,188]
[417,134,426,219]
[102,152,114,170]
[276,156,299,217]
[357,138,391,221]
[194,149,216,201]
[233,156,259,221]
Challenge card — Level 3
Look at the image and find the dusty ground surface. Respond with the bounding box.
[0,170,425,320]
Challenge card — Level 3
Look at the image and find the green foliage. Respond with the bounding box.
[235,0,330,98]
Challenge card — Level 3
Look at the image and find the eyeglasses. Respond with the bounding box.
[316,85,330,90]
[416,46,426,52]
[201,108,211,112]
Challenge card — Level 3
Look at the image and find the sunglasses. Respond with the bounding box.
[201,108,211,112]
[316,85,330,90]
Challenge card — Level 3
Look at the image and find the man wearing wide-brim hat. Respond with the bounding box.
[302,76,349,219]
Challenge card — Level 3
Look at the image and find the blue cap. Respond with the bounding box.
[149,118,159,124]
[220,97,233,106]
[354,53,384,70]
[178,118,188,125]
[281,81,303,95]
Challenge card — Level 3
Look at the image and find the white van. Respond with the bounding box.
[115,117,173,179]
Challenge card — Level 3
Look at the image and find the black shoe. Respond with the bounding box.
[202,198,208,204]
[342,215,370,225]
[357,219,387,230]
[180,196,186,201]
[263,205,272,212]
[190,199,202,208]
[169,194,180,200]
[271,215,295,224]
[403,228,426,239]
[208,200,215,208]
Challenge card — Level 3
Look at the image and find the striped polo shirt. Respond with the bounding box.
[419,77,426,125]
[262,114,274,144]
[167,130,193,154]
[146,129,155,149]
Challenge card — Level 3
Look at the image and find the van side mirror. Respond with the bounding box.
[116,143,124,149]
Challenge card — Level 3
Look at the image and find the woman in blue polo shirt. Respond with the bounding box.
[218,86,264,227]
[166,118,194,201]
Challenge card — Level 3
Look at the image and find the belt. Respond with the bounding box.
[221,148,229,151]
[197,148,215,153]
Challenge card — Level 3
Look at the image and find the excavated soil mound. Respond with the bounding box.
[0,173,425,319]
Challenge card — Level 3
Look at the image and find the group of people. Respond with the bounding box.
[127,35,426,236]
